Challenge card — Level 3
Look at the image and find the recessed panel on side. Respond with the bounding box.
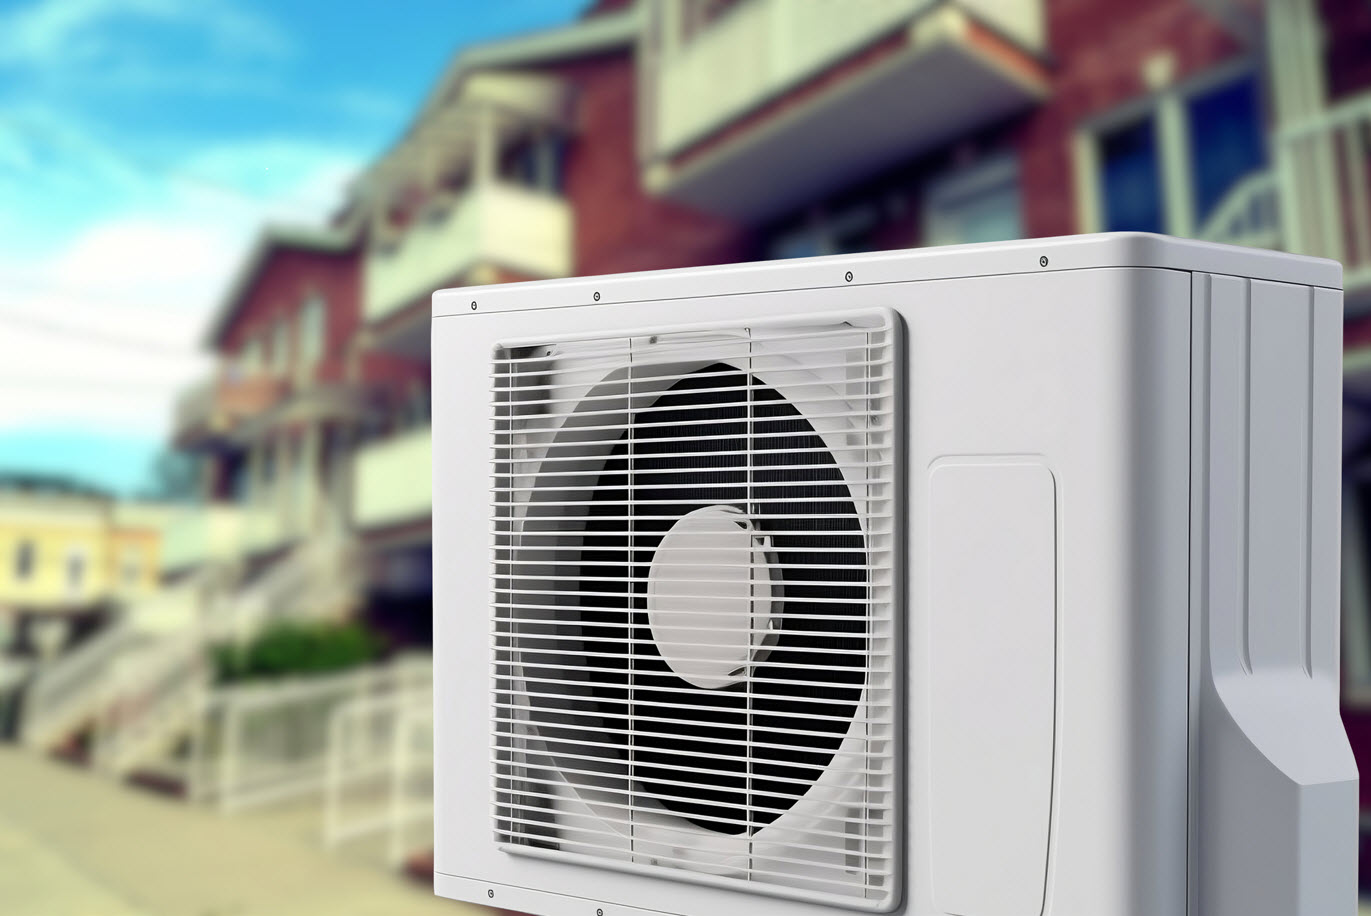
[929,460,1056,916]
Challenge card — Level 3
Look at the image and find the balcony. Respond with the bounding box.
[174,375,289,448]
[1279,93,1371,303]
[645,0,1048,220]
[363,182,572,329]
[352,427,432,531]
[160,505,255,574]
[1197,171,1282,251]
[160,502,305,575]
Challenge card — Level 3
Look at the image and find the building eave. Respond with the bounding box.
[203,223,357,350]
[355,6,641,198]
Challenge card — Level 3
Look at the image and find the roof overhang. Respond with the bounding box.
[354,7,640,197]
[205,224,356,349]
[645,5,1050,222]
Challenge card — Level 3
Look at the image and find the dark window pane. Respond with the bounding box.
[14,541,34,579]
[1100,117,1165,233]
[1188,76,1266,224]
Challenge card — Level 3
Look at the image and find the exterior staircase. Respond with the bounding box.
[19,523,364,781]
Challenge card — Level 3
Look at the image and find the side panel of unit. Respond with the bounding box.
[1190,272,1358,916]
[904,267,1191,916]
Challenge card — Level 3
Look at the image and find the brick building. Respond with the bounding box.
[158,0,1371,849]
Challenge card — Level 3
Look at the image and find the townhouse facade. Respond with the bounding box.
[155,0,1371,843]
[0,475,168,738]
[0,475,165,657]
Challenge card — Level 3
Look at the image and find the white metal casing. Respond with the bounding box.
[432,233,1357,916]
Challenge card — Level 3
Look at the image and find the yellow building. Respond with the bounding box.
[0,475,166,658]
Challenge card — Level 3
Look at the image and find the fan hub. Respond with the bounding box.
[645,505,777,690]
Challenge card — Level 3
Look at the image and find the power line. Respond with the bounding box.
[0,376,178,393]
[0,272,197,313]
[0,305,203,358]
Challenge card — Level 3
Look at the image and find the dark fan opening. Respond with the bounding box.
[532,363,871,836]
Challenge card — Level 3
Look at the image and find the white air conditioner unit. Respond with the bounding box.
[432,234,1359,916]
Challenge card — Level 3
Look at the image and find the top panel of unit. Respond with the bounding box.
[433,232,1342,318]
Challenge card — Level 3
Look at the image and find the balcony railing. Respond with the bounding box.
[363,183,571,326]
[174,374,290,445]
[352,426,432,530]
[1280,92,1371,293]
[160,502,294,574]
[1197,170,1282,251]
[161,504,255,573]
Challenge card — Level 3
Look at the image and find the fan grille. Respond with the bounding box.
[491,315,899,908]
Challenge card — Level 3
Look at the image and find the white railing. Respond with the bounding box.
[1279,91,1371,288]
[22,526,363,780]
[352,426,433,529]
[19,620,146,750]
[323,689,433,867]
[364,182,572,324]
[188,655,431,814]
[652,0,1044,156]
[1197,170,1281,250]
[223,533,358,643]
[93,631,209,776]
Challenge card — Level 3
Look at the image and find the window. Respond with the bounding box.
[1187,75,1265,225]
[924,157,1024,247]
[1081,67,1267,238]
[501,135,566,193]
[66,550,85,597]
[298,295,326,379]
[272,319,291,376]
[236,338,262,380]
[13,541,34,582]
[1099,117,1166,233]
[258,444,276,503]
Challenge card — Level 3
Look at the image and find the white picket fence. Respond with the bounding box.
[322,687,434,867]
[186,654,432,816]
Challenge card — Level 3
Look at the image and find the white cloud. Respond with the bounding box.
[0,0,293,67]
[0,140,363,439]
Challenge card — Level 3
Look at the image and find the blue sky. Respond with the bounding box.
[0,0,587,495]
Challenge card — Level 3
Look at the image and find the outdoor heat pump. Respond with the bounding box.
[431,233,1358,916]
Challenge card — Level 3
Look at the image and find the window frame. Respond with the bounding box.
[297,293,327,383]
[1074,58,1263,239]
[272,317,292,378]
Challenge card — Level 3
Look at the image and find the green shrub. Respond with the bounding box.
[211,620,385,684]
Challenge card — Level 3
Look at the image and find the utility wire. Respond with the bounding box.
[0,376,179,392]
[0,305,203,358]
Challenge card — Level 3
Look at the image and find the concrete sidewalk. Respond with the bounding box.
[0,747,484,916]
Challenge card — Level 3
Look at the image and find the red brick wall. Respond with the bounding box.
[552,53,754,276]
[218,244,429,410]
[219,246,358,386]
[562,0,1244,250]
[1013,0,1244,238]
